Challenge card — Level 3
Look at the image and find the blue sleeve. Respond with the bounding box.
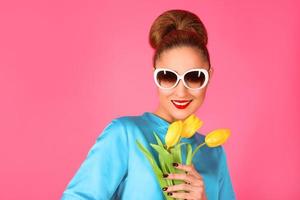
[218,146,236,200]
[61,119,128,200]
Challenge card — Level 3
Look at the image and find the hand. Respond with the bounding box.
[162,163,207,200]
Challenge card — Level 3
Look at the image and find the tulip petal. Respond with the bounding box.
[181,114,203,138]
[165,120,183,149]
[205,128,231,147]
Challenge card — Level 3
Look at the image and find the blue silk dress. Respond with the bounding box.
[61,112,236,200]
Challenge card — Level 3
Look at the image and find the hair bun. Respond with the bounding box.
[149,9,208,49]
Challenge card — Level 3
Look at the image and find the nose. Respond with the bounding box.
[174,79,189,97]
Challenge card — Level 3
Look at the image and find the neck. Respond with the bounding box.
[153,106,175,124]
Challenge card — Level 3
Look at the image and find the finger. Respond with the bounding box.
[167,188,206,200]
[164,169,205,188]
[166,191,200,200]
[166,191,190,199]
[173,163,203,179]
[173,163,198,177]
[164,173,198,184]
[163,183,194,193]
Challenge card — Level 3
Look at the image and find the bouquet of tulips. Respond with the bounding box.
[136,114,230,200]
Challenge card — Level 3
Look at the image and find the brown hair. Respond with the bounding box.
[149,9,211,69]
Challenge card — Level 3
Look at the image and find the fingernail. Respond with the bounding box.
[162,187,168,191]
[172,162,178,167]
[163,174,169,178]
[167,192,172,196]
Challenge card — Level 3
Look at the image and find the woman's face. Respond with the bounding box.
[153,46,213,123]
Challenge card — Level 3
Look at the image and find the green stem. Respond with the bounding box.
[191,142,206,160]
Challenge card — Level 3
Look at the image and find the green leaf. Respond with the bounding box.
[150,144,177,186]
[172,143,183,164]
[136,140,168,187]
[158,154,173,186]
[170,144,186,185]
[153,131,164,147]
[136,140,174,200]
[170,142,189,161]
[150,144,173,166]
[153,131,173,185]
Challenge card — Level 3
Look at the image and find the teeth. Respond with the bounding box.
[172,100,191,106]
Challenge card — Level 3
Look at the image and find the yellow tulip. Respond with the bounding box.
[205,128,231,147]
[181,114,203,138]
[165,120,183,149]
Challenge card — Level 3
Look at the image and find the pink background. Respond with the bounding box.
[1,0,299,199]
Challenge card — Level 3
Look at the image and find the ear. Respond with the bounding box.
[208,67,214,84]
[209,67,214,78]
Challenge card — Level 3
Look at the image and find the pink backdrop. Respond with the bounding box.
[1,0,299,199]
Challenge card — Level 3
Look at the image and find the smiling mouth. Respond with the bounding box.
[171,100,193,109]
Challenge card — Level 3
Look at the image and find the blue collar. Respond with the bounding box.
[142,112,170,127]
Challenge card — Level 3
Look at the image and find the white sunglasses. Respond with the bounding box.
[153,67,210,90]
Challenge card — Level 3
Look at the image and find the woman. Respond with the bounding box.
[61,9,236,200]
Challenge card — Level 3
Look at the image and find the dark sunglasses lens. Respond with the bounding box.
[184,71,206,88]
[156,70,177,88]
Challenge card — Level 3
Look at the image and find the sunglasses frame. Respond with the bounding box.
[153,67,210,90]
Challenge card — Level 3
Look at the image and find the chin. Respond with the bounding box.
[170,109,193,121]
[172,105,201,120]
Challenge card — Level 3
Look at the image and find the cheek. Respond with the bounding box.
[157,89,173,105]
[158,89,173,98]
[190,89,207,103]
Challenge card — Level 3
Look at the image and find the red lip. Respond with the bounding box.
[171,100,192,109]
